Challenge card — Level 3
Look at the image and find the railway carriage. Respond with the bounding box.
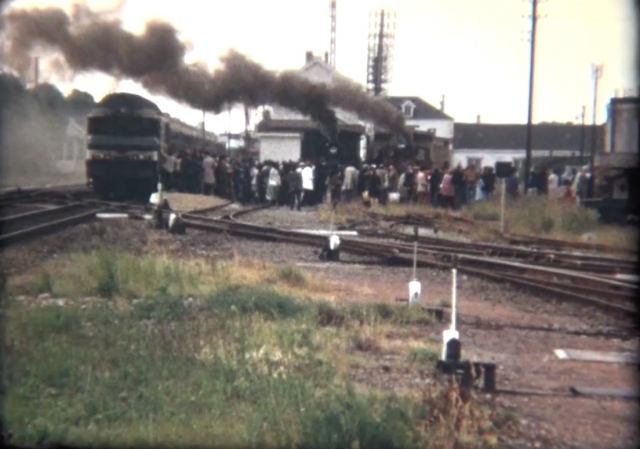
[85,93,217,199]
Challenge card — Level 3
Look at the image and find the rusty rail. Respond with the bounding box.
[179,213,637,316]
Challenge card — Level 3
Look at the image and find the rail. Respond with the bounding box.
[179,213,637,317]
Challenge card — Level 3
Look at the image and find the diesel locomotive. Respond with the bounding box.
[85,92,217,199]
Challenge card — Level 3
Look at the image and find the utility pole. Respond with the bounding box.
[244,104,251,149]
[329,0,337,68]
[579,105,586,162]
[201,109,206,142]
[588,64,603,198]
[227,105,232,154]
[34,56,40,86]
[523,0,538,193]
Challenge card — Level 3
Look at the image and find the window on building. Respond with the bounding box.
[402,101,415,118]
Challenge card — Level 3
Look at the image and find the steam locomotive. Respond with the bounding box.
[85,92,217,199]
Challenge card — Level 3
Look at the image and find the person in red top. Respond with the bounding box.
[440,169,455,209]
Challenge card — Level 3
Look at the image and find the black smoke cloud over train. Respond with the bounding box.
[1,2,410,143]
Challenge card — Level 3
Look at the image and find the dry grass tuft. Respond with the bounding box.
[317,196,636,249]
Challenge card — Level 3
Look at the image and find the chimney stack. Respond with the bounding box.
[476,114,481,124]
[305,51,313,64]
[324,52,329,64]
[440,94,445,112]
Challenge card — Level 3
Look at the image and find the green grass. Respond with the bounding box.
[408,347,441,365]
[3,250,516,448]
[275,264,308,287]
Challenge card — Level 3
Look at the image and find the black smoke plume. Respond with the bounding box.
[1,3,409,142]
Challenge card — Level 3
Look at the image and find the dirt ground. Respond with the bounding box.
[2,198,638,449]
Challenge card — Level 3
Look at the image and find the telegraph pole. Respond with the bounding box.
[329,0,337,68]
[201,109,206,141]
[579,105,586,162]
[227,105,232,154]
[588,64,603,198]
[34,56,40,86]
[523,0,538,193]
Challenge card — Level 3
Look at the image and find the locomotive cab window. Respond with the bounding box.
[88,116,161,137]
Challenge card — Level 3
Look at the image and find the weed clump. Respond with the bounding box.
[408,347,440,365]
[276,264,307,287]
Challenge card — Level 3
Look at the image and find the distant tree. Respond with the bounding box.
[32,83,68,120]
[67,89,95,117]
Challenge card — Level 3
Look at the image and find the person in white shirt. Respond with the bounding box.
[548,170,560,199]
[342,165,357,202]
[202,153,216,196]
[161,152,175,191]
[301,162,314,206]
[266,164,281,204]
[250,165,259,203]
[416,169,427,203]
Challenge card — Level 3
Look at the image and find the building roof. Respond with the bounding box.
[386,96,453,121]
[453,123,605,151]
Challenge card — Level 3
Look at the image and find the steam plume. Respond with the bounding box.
[1,3,408,141]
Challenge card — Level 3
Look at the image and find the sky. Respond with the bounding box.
[6,0,638,135]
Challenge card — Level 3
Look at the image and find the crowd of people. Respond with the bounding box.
[159,149,591,210]
[527,165,593,204]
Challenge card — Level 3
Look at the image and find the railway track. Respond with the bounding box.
[352,228,637,276]
[364,210,636,256]
[2,185,635,317]
[0,202,107,247]
[178,212,637,317]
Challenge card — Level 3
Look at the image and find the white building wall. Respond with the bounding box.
[452,149,577,169]
[257,133,302,162]
[406,118,453,139]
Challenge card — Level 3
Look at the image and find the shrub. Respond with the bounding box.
[540,216,554,234]
[94,251,119,298]
[33,271,55,296]
[560,207,598,234]
[276,264,307,287]
[205,285,307,320]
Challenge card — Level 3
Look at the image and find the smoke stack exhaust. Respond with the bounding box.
[2,3,408,142]
[306,51,313,64]
[477,114,481,124]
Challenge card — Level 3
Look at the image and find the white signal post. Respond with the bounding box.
[408,226,421,304]
[441,257,460,361]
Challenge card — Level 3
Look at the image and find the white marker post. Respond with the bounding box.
[409,226,421,305]
[442,256,460,361]
[325,207,341,261]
